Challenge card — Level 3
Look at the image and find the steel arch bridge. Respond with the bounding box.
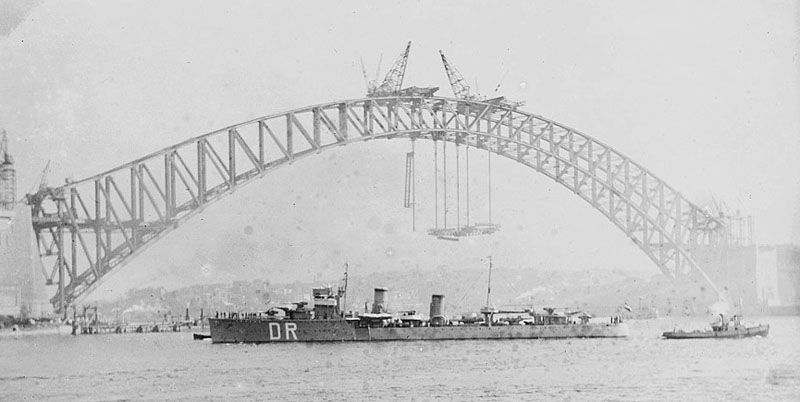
[29,96,726,312]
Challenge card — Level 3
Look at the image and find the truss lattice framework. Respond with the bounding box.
[30,96,725,312]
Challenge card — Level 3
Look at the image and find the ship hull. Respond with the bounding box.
[209,318,629,343]
[662,324,769,339]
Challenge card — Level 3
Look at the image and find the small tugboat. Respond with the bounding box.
[662,313,769,339]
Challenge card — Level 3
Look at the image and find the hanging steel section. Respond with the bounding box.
[403,141,416,232]
[28,96,726,312]
[427,136,500,240]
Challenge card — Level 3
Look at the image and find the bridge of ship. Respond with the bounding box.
[29,96,726,312]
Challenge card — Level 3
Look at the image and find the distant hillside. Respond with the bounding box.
[91,268,720,323]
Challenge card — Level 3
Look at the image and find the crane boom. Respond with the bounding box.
[360,57,377,95]
[0,130,8,162]
[439,50,525,109]
[24,160,53,215]
[362,42,438,98]
[371,41,411,97]
[38,160,51,192]
[439,50,475,100]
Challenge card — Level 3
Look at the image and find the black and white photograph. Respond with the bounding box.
[1,1,798,401]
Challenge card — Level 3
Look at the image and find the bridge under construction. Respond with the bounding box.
[1,43,796,317]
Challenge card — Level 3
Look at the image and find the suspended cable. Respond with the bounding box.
[488,139,492,224]
[434,138,438,229]
[456,138,460,229]
[442,139,447,229]
[403,139,416,231]
[428,134,499,240]
[466,142,470,227]
[412,140,416,232]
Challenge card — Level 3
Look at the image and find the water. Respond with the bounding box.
[2,317,798,401]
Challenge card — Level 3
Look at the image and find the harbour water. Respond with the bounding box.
[2,316,798,401]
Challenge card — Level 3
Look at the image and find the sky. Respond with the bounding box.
[1,1,798,300]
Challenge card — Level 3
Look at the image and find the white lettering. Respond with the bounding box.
[285,323,298,340]
[269,322,281,340]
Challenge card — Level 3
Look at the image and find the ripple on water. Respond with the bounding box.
[0,318,798,401]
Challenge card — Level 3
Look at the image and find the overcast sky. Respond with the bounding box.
[1,1,798,300]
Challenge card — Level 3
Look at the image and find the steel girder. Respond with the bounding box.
[29,96,725,312]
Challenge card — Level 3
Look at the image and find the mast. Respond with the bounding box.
[486,256,493,307]
[738,296,743,318]
[481,256,497,327]
[340,262,349,316]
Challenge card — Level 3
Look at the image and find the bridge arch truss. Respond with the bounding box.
[30,96,725,312]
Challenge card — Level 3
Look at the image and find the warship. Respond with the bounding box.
[208,263,629,343]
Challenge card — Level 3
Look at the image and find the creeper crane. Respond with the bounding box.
[363,42,438,98]
[370,41,411,97]
[438,50,525,109]
[439,50,478,101]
